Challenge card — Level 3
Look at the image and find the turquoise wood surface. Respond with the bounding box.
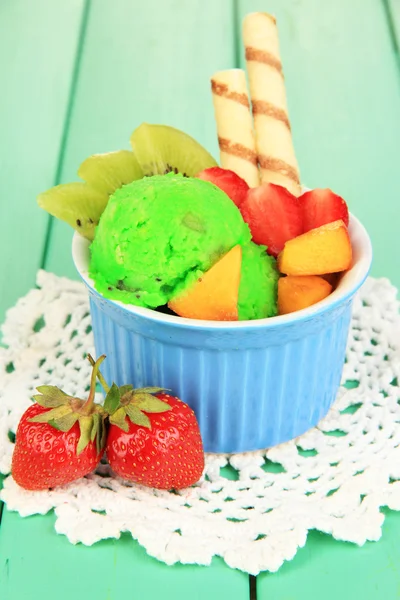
[0,0,85,327]
[0,511,247,600]
[257,509,400,600]
[1,1,400,599]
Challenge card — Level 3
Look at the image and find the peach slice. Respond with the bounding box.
[278,275,333,315]
[277,220,352,276]
[168,245,242,321]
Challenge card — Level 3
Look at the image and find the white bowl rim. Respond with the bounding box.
[72,213,372,330]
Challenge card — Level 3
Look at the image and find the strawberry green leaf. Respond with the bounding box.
[119,384,133,396]
[77,416,93,455]
[34,385,69,407]
[109,407,129,432]
[32,394,64,409]
[36,385,68,397]
[131,393,172,413]
[28,404,73,424]
[103,383,121,415]
[125,404,151,429]
[134,387,168,395]
[96,427,101,454]
[51,412,79,432]
[91,413,100,442]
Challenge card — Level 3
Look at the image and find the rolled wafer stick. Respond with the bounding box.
[243,13,301,196]
[211,69,259,187]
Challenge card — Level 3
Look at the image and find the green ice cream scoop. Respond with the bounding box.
[238,242,279,320]
[89,173,252,309]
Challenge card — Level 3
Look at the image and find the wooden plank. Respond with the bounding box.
[0,509,247,600]
[0,0,84,539]
[236,0,400,596]
[256,510,400,600]
[45,0,237,279]
[0,0,85,325]
[238,0,400,290]
[4,1,250,599]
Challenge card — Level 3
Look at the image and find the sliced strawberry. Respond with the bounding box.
[240,183,303,257]
[300,188,349,232]
[196,166,249,208]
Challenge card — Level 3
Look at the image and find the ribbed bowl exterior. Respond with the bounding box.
[88,288,353,453]
[74,213,372,454]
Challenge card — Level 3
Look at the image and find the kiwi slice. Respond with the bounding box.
[130,123,217,177]
[37,182,108,241]
[78,150,143,195]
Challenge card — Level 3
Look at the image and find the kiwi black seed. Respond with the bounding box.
[37,182,108,241]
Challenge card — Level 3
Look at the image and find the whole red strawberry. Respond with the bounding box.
[11,356,107,491]
[104,384,204,490]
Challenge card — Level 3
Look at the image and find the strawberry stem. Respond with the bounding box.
[87,353,110,393]
[81,355,106,414]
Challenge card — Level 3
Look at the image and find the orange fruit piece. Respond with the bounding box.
[168,245,242,321]
[278,275,333,315]
[277,220,352,276]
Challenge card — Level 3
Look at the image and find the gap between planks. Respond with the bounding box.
[40,0,92,271]
[382,0,400,72]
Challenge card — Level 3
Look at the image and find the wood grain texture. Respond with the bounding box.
[0,510,248,600]
[256,509,400,600]
[45,0,236,279]
[0,0,85,325]
[238,0,400,289]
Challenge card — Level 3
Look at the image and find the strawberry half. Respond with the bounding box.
[11,356,107,490]
[103,384,204,490]
[299,188,349,232]
[240,183,303,256]
[196,166,249,208]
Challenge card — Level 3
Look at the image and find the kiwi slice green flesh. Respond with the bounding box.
[130,123,217,177]
[78,150,143,196]
[37,182,108,241]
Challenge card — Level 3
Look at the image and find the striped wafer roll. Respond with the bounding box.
[243,13,301,196]
[211,69,259,187]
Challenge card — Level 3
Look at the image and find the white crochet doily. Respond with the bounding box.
[1,271,400,575]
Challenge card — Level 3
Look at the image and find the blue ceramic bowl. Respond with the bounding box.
[72,215,372,453]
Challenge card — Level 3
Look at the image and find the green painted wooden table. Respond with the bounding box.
[1,1,400,598]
